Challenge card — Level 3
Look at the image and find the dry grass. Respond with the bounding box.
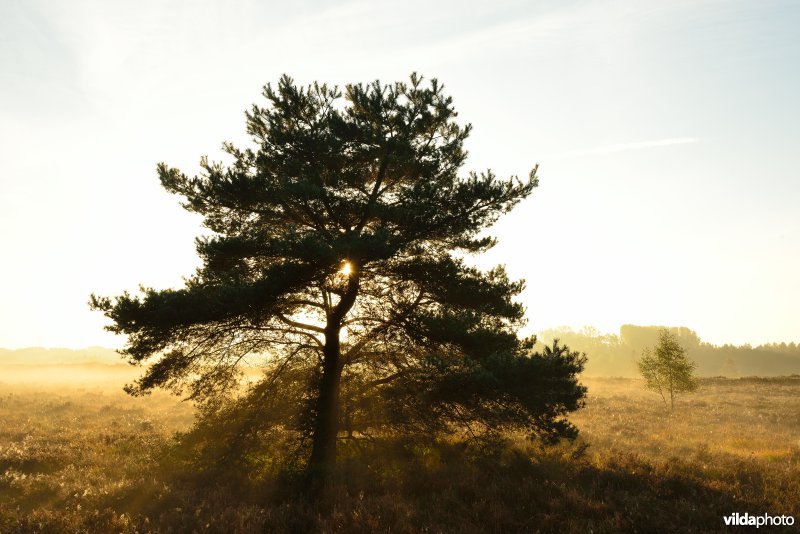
[1,368,799,532]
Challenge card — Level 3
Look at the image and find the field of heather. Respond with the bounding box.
[1,368,798,533]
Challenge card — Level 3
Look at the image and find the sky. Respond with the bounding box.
[1,0,798,349]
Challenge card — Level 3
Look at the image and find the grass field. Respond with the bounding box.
[1,367,798,532]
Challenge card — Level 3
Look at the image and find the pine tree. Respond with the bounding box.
[638,329,698,410]
[90,74,587,482]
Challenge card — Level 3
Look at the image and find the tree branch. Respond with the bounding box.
[354,150,390,234]
[276,313,325,334]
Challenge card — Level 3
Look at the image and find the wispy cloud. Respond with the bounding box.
[551,137,700,159]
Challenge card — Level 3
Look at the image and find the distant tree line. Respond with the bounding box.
[537,325,800,377]
[0,347,122,365]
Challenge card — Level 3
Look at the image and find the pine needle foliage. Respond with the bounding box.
[91,74,587,478]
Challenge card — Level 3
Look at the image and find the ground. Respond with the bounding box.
[1,366,798,533]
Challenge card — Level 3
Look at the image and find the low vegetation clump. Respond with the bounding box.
[2,370,799,532]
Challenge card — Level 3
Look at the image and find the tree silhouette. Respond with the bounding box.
[90,74,586,482]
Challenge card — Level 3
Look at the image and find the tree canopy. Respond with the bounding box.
[91,74,587,480]
[638,329,698,410]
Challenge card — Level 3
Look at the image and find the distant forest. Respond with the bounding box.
[537,325,800,377]
[2,327,800,377]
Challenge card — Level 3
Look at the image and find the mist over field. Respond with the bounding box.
[4,323,799,380]
[2,326,798,531]
[538,325,800,377]
[2,358,799,532]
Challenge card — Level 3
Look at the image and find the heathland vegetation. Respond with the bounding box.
[1,366,798,532]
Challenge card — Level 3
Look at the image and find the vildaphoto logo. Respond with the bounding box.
[723,513,795,528]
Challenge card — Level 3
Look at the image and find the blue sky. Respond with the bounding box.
[1,0,798,348]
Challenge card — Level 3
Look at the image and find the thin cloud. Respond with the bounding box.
[552,137,700,159]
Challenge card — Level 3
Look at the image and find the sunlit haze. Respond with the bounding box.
[1,0,798,349]
[341,262,353,277]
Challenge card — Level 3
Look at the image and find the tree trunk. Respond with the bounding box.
[307,267,360,487]
[669,374,674,411]
[308,323,344,484]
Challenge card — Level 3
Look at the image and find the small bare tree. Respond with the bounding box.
[638,329,698,410]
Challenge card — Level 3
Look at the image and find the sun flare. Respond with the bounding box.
[341,261,352,276]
